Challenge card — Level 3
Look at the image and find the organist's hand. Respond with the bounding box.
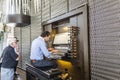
[51,50,60,53]
[48,48,54,51]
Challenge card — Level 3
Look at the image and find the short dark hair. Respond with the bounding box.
[41,31,50,37]
[14,37,19,42]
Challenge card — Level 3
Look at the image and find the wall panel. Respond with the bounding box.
[69,0,87,11]
[51,0,67,18]
[89,0,120,79]
[31,0,41,16]
[21,26,31,69]
[31,15,42,41]
[42,0,50,22]
[31,0,42,42]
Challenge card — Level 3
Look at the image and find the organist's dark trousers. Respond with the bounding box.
[31,59,57,70]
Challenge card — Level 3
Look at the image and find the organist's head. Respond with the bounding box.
[41,31,51,42]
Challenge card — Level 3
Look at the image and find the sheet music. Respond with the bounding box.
[53,32,70,44]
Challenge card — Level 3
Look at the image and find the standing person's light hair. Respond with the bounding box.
[8,37,19,45]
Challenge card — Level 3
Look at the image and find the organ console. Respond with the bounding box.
[50,26,79,60]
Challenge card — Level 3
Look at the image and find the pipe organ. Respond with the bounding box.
[50,26,79,59]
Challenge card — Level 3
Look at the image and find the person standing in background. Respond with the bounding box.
[14,37,21,78]
[1,37,20,80]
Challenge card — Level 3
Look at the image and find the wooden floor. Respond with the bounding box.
[16,68,26,80]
